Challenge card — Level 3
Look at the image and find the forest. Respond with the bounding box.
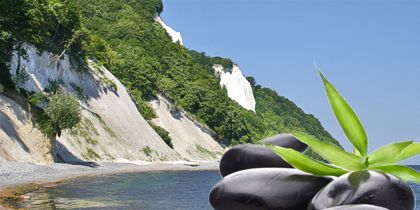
[0,0,339,158]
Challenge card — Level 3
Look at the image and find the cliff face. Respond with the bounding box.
[8,44,181,162]
[149,95,225,161]
[155,16,184,45]
[0,94,53,163]
[213,64,256,112]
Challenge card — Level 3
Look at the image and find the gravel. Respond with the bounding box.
[0,161,219,190]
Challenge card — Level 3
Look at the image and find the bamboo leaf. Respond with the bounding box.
[395,142,420,163]
[320,72,368,156]
[368,141,413,166]
[292,131,366,170]
[371,165,420,184]
[269,145,348,177]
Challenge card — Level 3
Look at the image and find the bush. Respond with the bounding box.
[143,146,152,157]
[0,83,4,93]
[150,123,173,148]
[45,91,81,136]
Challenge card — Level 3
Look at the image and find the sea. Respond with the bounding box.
[19,166,420,210]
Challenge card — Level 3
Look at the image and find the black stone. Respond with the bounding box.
[324,204,389,210]
[262,133,308,153]
[209,168,333,210]
[219,144,292,177]
[308,170,415,210]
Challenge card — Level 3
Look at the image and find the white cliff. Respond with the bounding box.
[0,94,53,163]
[149,95,225,161]
[213,64,256,112]
[8,44,180,163]
[155,16,183,45]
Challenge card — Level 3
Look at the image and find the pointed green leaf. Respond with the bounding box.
[292,131,366,170]
[395,142,420,163]
[320,72,368,156]
[371,165,420,184]
[368,141,413,166]
[269,145,348,177]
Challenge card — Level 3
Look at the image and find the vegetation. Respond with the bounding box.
[143,146,152,157]
[45,91,81,137]
[271,73,420,183]
[72,0,338,151]
[0,0,340,160]
[83,148,100,160]
[150,123,173,148]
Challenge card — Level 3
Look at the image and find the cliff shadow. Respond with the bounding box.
[55,140,99,168]
[0,111,31,153]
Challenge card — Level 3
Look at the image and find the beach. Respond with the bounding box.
[0,161,219,208]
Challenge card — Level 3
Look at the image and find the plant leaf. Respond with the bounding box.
[368,141,413,166]
[269,145,348,177]
[320,72,368,156]
[371,165,420,183]
[394,142,420,163]
[292,131,366,170]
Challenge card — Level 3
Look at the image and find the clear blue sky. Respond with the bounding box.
[161,0,420,164]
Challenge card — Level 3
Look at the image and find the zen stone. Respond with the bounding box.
[209,168,333,210]
[219,144,292,177]
[324,204,389,210]
[262,133,308,152]
[308,170,415,210]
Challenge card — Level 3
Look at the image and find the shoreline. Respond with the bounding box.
[0,161,219,208]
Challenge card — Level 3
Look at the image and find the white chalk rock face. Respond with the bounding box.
[0,95,53,163]
[155,16,183,45]
[213,64,256,112]
[149,95,225,161]
[10,44,180,162]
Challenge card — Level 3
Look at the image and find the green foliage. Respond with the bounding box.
[320,72,368,156]
[73,0,340,151]
[143,146,152,157]
[0,0,82,54]
[270,145,348,177]
[150,123,173,148]
[45,91,81,136]
[0,84,4,93]
[1,0,341,159]
[131,89,156,120]
[271,73,420,183]
[83,148,100,160]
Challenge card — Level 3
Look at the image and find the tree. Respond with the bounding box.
[45,91,81,137]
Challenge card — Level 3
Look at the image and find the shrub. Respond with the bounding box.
[45,91,81,137]
[150,123,173,148]
[143,146,152,157]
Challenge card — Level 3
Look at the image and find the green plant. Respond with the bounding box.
[45,91,81,137]
[150,123,173,148]
[143,146,152,157]
[270,72,420,183]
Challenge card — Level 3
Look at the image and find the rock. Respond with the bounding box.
[262,133,308,152]
[209,168,333,210]
[219,144,292,177]
[308,170,415,210]
[324,204,389,210]
[20,195,31,201]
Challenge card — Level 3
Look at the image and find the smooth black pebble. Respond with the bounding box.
[219,144,292,177]
[209,168,333,210]
[324,204,389,210]
[262,133,308,152]
[308,170,415,210]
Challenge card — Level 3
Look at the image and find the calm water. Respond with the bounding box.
[21,167,420,210]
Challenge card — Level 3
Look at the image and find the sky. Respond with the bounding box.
[161,0,420,164]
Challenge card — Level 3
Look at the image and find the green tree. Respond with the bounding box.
[45,91,81,137]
